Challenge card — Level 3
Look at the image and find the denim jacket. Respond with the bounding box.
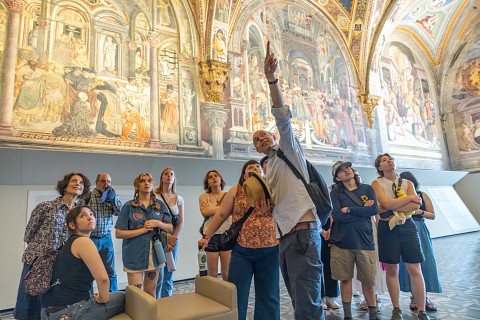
[115,199,171,270]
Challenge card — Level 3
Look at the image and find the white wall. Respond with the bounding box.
[0,147,476,310]
[455,172,480,223]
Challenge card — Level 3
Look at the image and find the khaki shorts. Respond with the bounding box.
[330,244,377,286]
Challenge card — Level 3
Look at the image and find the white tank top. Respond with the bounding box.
[375,176,408,200]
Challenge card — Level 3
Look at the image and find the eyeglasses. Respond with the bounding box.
[98,180,111,184]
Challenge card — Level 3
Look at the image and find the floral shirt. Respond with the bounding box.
[232,185,278,249]
[22,197,78,264]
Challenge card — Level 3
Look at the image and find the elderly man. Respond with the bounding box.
[252,41,324,319]
[85,173,122,291]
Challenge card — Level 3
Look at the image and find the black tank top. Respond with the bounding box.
[43,234,95,307]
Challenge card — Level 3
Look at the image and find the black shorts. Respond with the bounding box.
[205,234,226,252]
[378,219,424,264]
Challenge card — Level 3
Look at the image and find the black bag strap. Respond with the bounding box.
[392,177,403,198]
[236,206,255,226]
[160,193,174,216]
[344,188,364,207]
[276,149,308,186]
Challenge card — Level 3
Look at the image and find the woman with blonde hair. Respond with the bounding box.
[115,173,172,297]
[198,170,231,280]
[155,168,184,297]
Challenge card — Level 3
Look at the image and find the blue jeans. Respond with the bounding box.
[14,263,42,320]
[228,243,280,320]
[279,229,324,320]
[91,234,117,292]
[159,240,179,297]
[40,292,125,320]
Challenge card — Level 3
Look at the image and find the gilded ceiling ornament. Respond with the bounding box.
[358,93,381,128]
[198,60,232,103]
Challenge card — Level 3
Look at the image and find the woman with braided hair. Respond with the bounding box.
[115,173,172,297]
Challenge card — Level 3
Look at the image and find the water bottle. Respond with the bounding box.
[198,246,208,276]
[166,250,176,272]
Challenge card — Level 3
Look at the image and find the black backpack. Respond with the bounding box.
[276,149,332,225]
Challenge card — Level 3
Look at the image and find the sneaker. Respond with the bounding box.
[391,307,403,320]
[322,297,327,310]
[326,297,340,309]
[418,310,431,320]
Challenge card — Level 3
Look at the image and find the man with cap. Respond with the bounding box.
[329,161,379,320]
[83,172,122,291]
[253,41,324,319]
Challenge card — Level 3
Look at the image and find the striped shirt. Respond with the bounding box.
[86,188,122,238]
[266,106,318,237]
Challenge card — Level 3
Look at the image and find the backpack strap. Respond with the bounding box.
[344,188,364,207]
[276,149,308,187]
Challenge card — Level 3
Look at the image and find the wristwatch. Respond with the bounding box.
[268,79,279,85]
[346,207,351,214]
[421,210,425,216]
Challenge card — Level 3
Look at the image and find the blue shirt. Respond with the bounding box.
[330,184,378,250]
[115,199,171,271]
[267,106,317,237]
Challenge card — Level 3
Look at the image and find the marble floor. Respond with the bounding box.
[2,231,479,319]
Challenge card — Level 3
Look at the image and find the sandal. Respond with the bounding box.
[410,297,417,311]
[359,300,368,311]
[426,298,437,312]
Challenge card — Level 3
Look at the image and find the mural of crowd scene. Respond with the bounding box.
[1,0,200,154]
[374,42,441,155]
[227,3,371,165]
[451,36,480,158]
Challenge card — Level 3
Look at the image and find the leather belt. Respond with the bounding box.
[45,306,65,314]
[282,221,318,238]
[90,235,107,239]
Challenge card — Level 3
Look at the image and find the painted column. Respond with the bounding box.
[198,59,231,159]
[0,0,24,136]
[147,34,161,147]
[203,102,228,159]
[242,42,252,132]
[127,41,137,79]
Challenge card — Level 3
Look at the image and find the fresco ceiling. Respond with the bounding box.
[384,0,480,66]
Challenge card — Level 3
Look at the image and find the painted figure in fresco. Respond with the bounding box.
[310,88,328,142]
[213,30,227,61]
[54,34,72,65]
[461,123,472,152]
[159,55,173,82]
[13,60,46,126]
[232,77,243,98]
[27,24,39,49]
[103,37,117,72]
[73,39,88,66]
[416,15,439,38]
[52,92,95,137]
[44,62,66,121]
[0,14,6,45]
[135,48,143,70]
[63,67,95,122]
[182,81,195,126]
[215,0,229,24]
[121,107,150,142]
[91,77,120,138]
[161,84,179,132]
[159,0,171,27]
